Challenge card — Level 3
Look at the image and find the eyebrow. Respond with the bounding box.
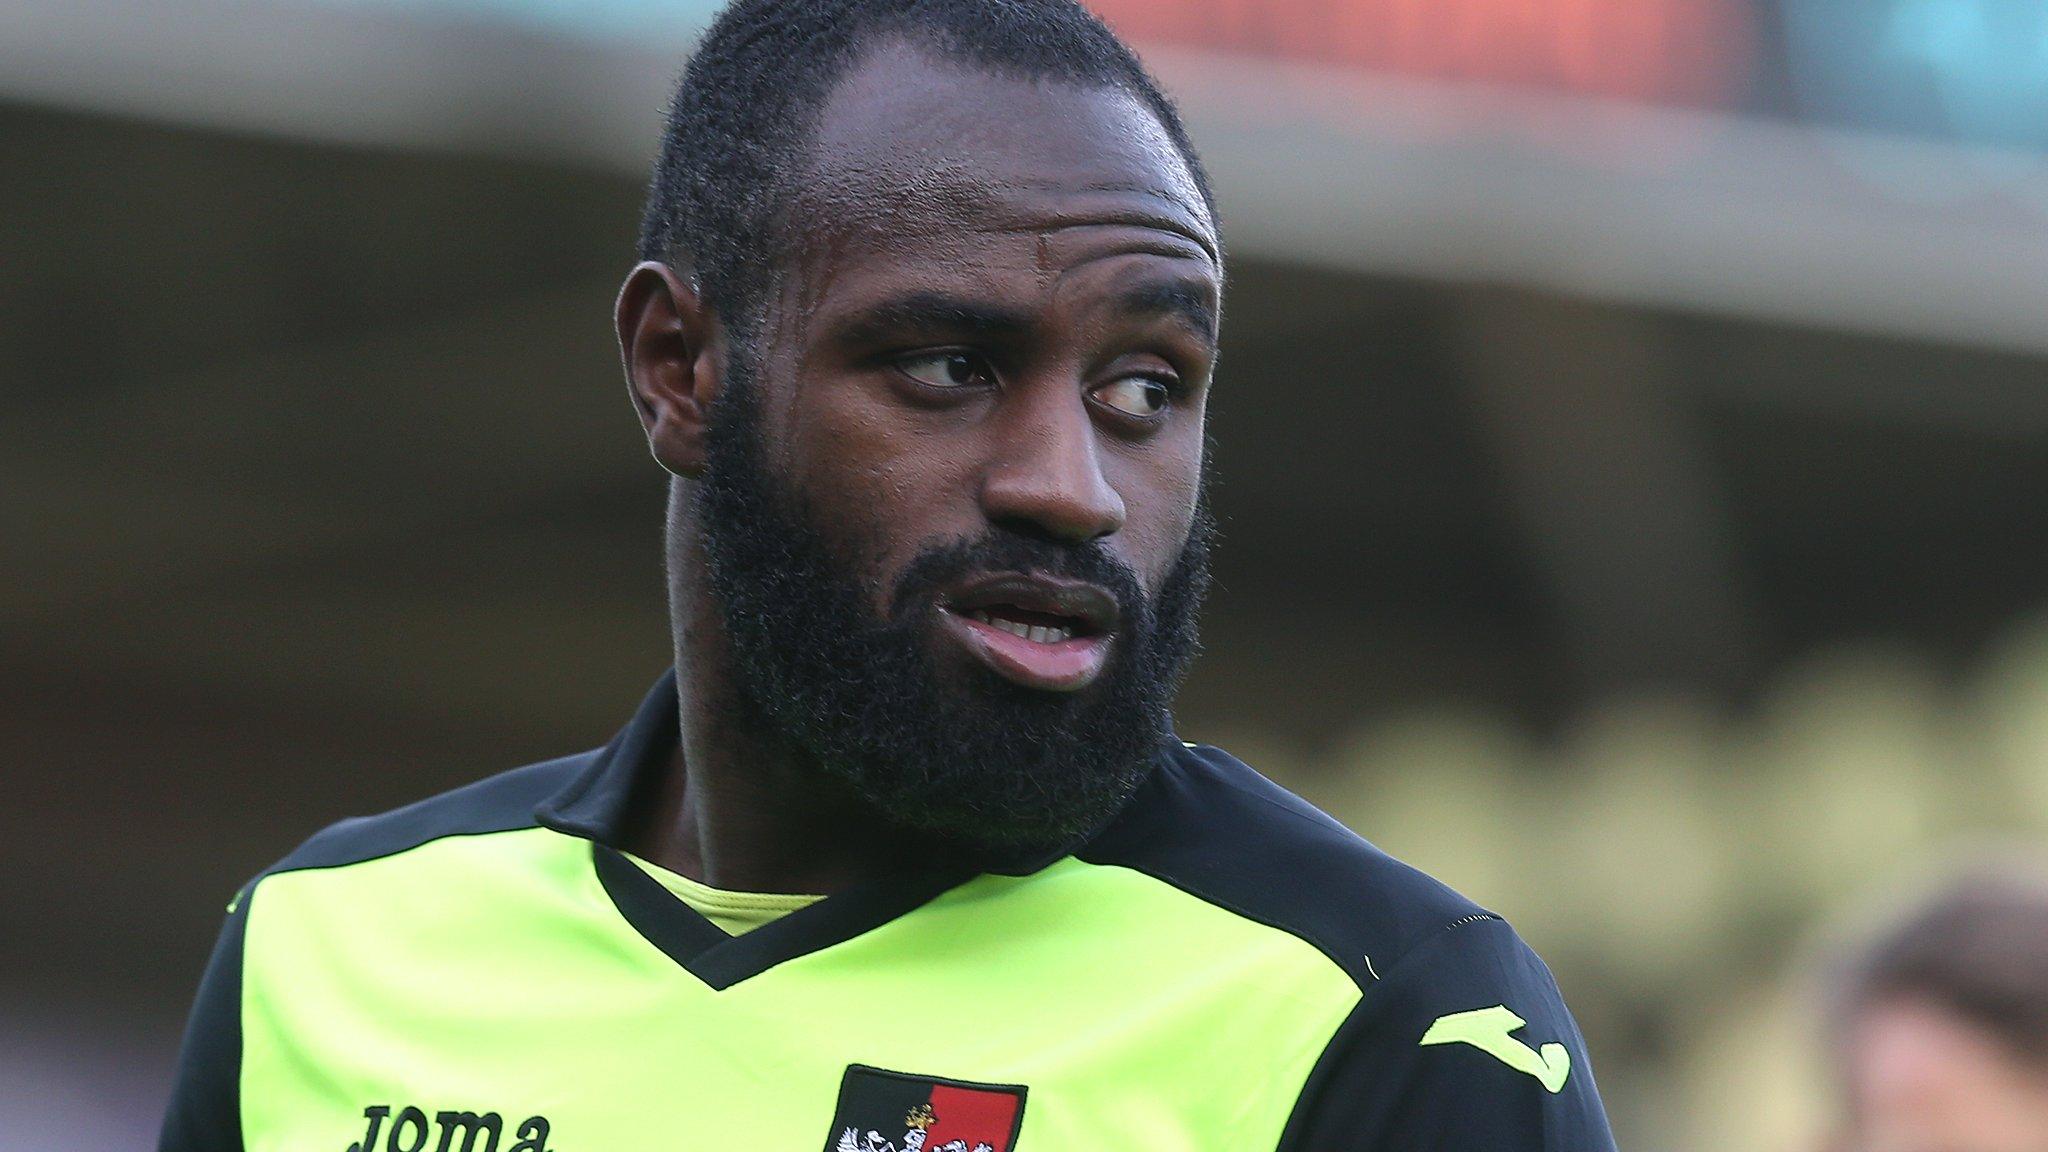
[1116,278,1219,344]
[827,293,1035,348]
[826,280,1219,352]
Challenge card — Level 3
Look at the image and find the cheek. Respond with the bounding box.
[780,381,987,581]
[1109,440,1204,592]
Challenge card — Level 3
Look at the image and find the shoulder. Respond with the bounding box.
[261,750,591,880]
[159,751,598,1152]
[1080,742,1501,990]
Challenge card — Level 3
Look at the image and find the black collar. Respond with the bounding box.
[533,670,1147,988]
[532,670,679,847]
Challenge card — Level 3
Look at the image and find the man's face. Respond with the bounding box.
[695,43,1222,856]
[1839,999,2048,1152]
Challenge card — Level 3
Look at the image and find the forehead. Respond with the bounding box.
[791,39,1216,268]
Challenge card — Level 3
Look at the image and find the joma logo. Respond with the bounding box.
[345,1105,553,1152]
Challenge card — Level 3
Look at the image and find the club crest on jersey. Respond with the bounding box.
[822,1065,1026,1152]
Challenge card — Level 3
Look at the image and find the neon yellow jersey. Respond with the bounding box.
[160,673,1615,1152]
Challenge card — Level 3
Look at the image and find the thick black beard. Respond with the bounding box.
[693,359,1213,858]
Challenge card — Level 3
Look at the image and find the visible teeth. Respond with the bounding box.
[966,609,1074,643]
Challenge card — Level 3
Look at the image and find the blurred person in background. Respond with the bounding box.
[1823,857,2048,1152]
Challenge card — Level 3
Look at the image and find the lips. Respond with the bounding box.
[937,572,1119,692]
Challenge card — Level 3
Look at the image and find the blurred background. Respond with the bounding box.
[7,0,2048,1147]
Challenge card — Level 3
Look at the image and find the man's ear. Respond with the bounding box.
[616,260,723,478]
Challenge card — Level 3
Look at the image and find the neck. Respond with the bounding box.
[621,511,917,896]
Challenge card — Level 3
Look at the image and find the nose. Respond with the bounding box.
[978,386,1126,543]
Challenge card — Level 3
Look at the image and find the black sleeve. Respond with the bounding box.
[158,885,252,1152]
[1275,916,1617,1152]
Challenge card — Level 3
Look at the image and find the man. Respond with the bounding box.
[1822,860,2048,1152]
[159,2,1614,1149]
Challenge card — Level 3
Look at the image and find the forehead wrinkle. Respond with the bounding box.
[795,171,1218,266]
[795,142,1213,267]
[1055,177,1215,255]
[1009,219,1216,269]
[981,177,1216,265]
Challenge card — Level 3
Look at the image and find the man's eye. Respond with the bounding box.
[894,352,993,389]
[1093,376,1173,418]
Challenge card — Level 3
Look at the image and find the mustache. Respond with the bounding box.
[887,530,1148,627]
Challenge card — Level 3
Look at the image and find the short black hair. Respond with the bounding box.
[1826,860,2048,1063]
[636,0,1215,337]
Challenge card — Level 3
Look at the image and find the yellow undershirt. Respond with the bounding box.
[623,852,824,937]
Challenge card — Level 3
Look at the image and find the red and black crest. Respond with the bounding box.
[822,1065,1027,1152]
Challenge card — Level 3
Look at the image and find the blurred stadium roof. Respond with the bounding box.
[10,0,2048,354]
